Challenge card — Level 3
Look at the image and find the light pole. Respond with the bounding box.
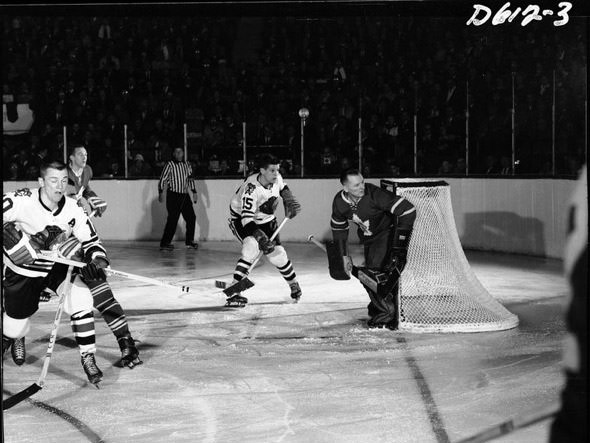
[298,107,309,177]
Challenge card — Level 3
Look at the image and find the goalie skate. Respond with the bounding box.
[289,281,302,303]
[225,293,248,307]
[81,352,103,387]
[118,335,143,369]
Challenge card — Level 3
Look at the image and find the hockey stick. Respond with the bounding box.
[3,266,74,410]
[38,252,194,293]
[308,235,356,277]
[218,217,290,296]
[455,402,560,443]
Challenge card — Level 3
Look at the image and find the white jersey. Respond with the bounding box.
[229,173,287,227]
[3,187,107,278]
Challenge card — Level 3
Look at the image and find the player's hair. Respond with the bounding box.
[69,144,86,158]
[340,168,362,185]
[257,153,280,170]
[40,160,67,177]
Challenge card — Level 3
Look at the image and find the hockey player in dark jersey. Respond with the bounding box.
[67,145,107,216]
[330,169,416,329]
[226,154,302,307]
[59,145,141,368]
[2,160,109,384]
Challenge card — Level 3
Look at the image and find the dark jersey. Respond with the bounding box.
[330,183,415,242]
[67,164,98,200]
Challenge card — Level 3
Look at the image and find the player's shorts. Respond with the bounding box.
[229,217,282,245]
[3,264,70,319]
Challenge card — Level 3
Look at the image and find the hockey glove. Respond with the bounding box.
[280,187,301,219]
[3,223,64,265]
[87,196,107,217]
[3,222,23,250]
[80,258,108,283]
[31,225,66,250]
[252,229,275,255]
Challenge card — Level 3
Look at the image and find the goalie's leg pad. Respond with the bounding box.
[63,275,94,315]
[2,313,31,339]
[326,241,352,280]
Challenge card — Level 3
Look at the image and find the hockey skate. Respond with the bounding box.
[225,293,248,307]
[117,335,143,369]
[81,352,103,387]
[367,319,398,331]
[289,281,302,303]
[11,337,26,365]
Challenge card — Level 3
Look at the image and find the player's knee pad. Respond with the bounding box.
[62,275,94,315]
[266,245,288,268]
[2,313,31,339]
[241,236,260,262]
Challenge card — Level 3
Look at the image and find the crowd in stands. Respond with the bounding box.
[2,15,587,180]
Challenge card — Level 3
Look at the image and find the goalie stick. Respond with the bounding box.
[218,217,290,295]
[3,266,74,410]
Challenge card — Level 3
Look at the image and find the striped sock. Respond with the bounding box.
[70,311,96,355]
[277,260,296,282]
[88,281,130,339]
[233,258,252,282]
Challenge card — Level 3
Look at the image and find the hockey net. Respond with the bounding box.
[381,179,519,333]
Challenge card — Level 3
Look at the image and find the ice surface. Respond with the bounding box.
[2,242,568,443]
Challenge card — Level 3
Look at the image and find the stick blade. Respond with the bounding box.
[222,278,254,296]
[215,280,227,289]
[3,383,42,410]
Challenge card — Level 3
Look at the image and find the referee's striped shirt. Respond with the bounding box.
[158,161,196,194]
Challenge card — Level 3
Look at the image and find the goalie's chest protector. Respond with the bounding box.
[334,184,396,239]
[4,188,85,239]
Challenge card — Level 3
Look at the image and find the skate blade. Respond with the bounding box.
[225,302,247,308]
[124,359,143,369]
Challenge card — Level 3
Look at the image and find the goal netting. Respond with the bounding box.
[381,179,519,333]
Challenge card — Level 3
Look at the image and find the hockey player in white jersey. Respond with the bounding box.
[2,160,109,385]
[227,154,302,307]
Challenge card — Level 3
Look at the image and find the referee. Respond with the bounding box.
[158,147,199,251]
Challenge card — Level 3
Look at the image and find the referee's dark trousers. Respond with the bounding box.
[161,190,196,246]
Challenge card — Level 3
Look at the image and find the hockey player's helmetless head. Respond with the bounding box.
[340,168,365,200]
[257,154,280,187]
[39,161,69,208]
[69,145,88,169]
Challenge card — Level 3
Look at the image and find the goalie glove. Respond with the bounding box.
[280,187,301,219]
[252,229,275,255]
[87,196,107,217]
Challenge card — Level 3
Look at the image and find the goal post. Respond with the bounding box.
[381,179,519,333]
